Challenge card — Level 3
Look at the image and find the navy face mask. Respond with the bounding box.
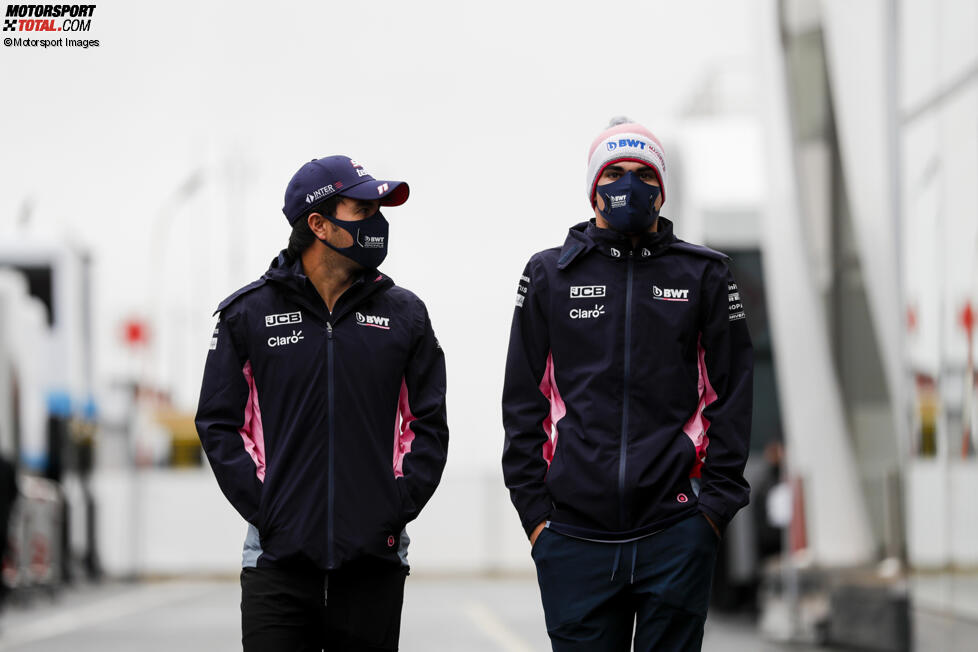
[319,210,389,269]
[596,171,661,235]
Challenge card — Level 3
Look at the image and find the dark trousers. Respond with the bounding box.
[241,558,408,652]
[532,513,720,652]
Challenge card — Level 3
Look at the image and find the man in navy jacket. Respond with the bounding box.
[502,119,753,651]
[196,155,448,651]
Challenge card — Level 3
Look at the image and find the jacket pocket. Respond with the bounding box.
[255,488,269,535]
[394,476,414,527]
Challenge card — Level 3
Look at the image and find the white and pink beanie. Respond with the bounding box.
[586,122,667,207]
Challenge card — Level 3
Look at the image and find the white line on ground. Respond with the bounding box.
[0,582,218,650]
[462,600,536,652]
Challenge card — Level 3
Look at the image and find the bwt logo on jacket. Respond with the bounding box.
[569,304,605,319]
[268,330,304,347]
[356,312,391,330]
[652,285,690,302]
[570,285,606,299]
[265,311,303,327]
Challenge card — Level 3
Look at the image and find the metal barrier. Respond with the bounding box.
[3,475,63,592]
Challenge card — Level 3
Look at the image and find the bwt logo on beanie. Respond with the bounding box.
[586,119,667,207]
[606,139,647,151]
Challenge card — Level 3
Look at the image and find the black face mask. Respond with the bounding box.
[318,210,389,269]
[596,171,661,235]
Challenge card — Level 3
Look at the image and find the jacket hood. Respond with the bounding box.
[262,250,308,293]
[263,250,392,290]
[261,249,394,323]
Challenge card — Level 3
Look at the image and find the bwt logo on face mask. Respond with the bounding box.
[356,312,391,330]
[606,138,648,152]
[653,285,690,302]
[360,235,385,249]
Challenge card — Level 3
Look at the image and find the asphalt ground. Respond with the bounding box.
[0,576,972,651]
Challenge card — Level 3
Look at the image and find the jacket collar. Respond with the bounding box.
[262,250,394,323]
[557,217,679,269]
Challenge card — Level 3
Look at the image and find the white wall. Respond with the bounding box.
[898,0,978,569]
[94,468,535,576]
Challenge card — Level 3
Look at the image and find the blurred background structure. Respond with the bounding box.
[0,0,975,650]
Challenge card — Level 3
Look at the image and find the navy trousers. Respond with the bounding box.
[532,513,720,652]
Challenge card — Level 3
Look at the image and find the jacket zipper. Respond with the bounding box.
[619,251,634,529]
[326,320,335,567]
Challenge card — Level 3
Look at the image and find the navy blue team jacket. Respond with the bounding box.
[502,218,752,541]
[196,252,448,570]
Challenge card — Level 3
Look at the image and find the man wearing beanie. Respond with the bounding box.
[502,119,753,651]
[196,155,449,651]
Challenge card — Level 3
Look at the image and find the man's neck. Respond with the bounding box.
[592,214,659,248]
[301,244,361,313]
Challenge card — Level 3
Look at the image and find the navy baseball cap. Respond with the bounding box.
[282,155,410,225]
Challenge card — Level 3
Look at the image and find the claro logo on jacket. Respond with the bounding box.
[267,329,304,347]
[569,304,605,319]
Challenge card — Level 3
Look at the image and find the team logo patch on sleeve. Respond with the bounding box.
[516,275,529,308]
[728,282,746,321]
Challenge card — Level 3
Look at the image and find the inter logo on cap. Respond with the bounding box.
[305,184,335,204]
[283,154,409,225]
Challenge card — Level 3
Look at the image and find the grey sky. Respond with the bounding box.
[1,0,757,467]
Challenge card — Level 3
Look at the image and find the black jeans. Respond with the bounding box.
[241,558,408,652]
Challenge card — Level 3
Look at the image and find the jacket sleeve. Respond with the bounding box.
[396,302,449,524]
[697,262,754,530]
[501,258,554,537]
[195,312,263,526]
